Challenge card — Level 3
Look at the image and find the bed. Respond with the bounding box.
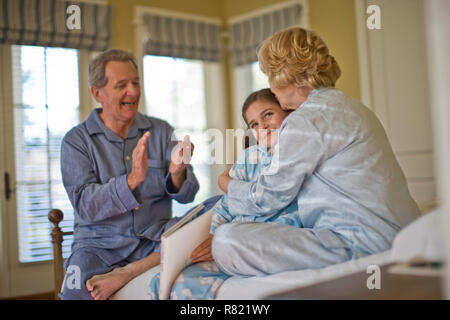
[48,205,440,300]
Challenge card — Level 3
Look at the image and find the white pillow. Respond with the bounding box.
[390,209,443,263]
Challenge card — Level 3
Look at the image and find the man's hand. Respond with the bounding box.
[218,165,232,193]
[169,135,194,191]
[190,234,214,263]
[127,131,150,191]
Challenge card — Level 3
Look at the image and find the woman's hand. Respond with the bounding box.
[190,234,214,263]
[218,165,232,193]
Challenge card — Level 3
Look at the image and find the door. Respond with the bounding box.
[355,0,436,212]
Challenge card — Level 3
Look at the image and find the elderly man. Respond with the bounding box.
[59,49,199,300]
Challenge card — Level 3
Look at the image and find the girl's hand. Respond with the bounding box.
[190,234,214,263]
[218,165,232,193]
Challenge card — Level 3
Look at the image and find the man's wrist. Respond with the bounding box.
[127,173,139,191]
[170,168,186,178]
[170,168,186,192]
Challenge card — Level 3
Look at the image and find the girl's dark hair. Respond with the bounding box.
[242,88,280,126]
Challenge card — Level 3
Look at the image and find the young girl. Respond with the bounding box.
[148,88,302,299]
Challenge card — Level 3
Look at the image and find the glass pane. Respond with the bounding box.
[251,61,269,91]
[143,55,212,216]
[12,45,79,262]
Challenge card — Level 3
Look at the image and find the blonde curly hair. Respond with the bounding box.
[257,27,341,89]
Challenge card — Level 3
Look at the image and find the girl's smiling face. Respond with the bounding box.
[244,100,289,148]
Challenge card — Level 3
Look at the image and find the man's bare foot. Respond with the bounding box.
[86,267,134,300]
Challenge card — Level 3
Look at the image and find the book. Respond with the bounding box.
[159,203,211,300]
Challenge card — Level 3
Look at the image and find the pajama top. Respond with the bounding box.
[211,145,301,233]
[226,87,420,257]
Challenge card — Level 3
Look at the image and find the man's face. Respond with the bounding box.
[93,60,140,123]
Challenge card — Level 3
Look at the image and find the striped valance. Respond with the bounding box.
[142,12,222,62]
[229,2,302,66]
[0,0,111,51]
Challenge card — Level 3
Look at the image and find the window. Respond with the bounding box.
[251,61,270,92]
[11,45,79,262]
[143,55,213,216]
[233,61,269,130]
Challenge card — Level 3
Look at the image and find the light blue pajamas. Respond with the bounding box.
[210,145,302,233]
[149,146,301,299]
[213,87,421,277]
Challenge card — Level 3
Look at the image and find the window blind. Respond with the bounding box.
[12,45,79,262]
[141,10,223,62]
[0,0,111,51]
[228,2,303,66]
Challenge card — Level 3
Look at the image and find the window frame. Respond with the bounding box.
[0,44,93,297]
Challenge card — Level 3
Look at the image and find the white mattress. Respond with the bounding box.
[216,250,392,299]
[111,250,392,300]
[111,210,440,300]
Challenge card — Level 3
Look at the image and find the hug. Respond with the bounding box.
[59,26,420,300]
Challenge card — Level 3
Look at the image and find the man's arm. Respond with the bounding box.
[61,131,148,223]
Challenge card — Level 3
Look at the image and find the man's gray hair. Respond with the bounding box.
[88,49,139,88]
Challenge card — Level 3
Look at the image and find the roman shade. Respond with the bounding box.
[229,2,302,66]
[141,11,222,62]
[0,0,111,50]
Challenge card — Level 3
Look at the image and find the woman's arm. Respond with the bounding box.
[227,113,325,216]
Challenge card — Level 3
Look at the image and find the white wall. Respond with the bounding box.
[355,0,436,212]
[423,0,450,299]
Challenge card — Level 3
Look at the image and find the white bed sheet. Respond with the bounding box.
[111,210,439,300]
[111,250,392,300]
[216,250,392,299]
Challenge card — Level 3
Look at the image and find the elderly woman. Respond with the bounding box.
[212,27,420,276]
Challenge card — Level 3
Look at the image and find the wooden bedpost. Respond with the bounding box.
[48,209,68,300]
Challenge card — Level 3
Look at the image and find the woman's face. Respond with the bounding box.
[269,82,312,111]
[245,100,289,148]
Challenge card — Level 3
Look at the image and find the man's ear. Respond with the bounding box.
[90,86,102,103]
